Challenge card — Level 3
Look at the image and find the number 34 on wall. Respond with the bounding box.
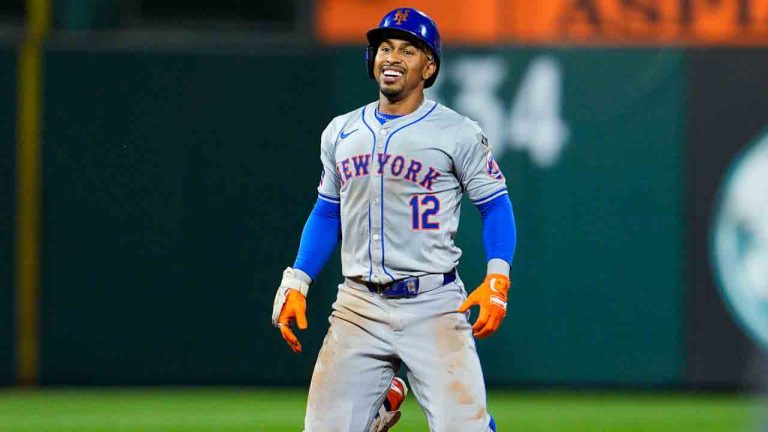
[428,55,570,168]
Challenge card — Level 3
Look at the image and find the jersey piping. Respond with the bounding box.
[318,192,341,204]
[472,188,508,206]
[361,107,377,280]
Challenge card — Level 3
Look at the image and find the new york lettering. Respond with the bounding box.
[336,153,441,191]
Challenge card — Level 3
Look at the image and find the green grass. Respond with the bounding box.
[0,388,764,431]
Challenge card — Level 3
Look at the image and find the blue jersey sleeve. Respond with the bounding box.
[293,196,342,281]
[475,193,516,265]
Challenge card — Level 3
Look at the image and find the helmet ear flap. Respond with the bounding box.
[365,46,377,79]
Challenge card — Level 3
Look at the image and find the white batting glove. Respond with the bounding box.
[271,267,310,327]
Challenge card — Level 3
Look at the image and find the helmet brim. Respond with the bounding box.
[366,28,436,58]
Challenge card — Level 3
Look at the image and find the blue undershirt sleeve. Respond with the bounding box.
[292,196,342,281]
[475,193,517,265]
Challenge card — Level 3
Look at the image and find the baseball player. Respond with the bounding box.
[272,7,516,432]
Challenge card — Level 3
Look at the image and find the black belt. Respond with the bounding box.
[353,269,457,298]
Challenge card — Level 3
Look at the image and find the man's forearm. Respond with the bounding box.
[476,194,517,277]
[292,196,342,282]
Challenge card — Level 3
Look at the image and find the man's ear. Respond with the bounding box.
[422,61,437,81]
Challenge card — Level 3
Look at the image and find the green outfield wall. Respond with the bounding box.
[0,47,16,385]
[441,49,686,385]
[41,48,338,384]
[35,46,688,386]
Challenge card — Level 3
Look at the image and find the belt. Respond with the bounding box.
[351,269,457,298]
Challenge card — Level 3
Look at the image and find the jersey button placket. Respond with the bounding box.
[370,186,382,265]
[378,128,387,149]
[369,124,384,281]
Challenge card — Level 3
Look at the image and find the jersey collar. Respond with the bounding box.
[364,98,436,129]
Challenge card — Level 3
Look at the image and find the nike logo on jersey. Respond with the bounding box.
[340,129,359,139]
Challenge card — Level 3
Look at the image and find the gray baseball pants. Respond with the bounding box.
[304,275,493,431]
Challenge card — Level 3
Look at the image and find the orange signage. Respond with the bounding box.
[317,0,768,45]
[316,0,502,44]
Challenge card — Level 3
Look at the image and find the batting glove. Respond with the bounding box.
[272,267,310,353]
[457,274,510,339]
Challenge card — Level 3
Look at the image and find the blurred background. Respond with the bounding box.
[2,0,768,430]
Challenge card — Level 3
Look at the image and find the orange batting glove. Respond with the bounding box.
[457,274,510,339]
[277,290,307,352]
[272,267,310,353]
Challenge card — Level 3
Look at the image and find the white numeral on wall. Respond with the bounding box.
[508,56,570,167]
[445,55,570,168]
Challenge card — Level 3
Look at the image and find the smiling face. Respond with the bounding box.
[373,38,436,101]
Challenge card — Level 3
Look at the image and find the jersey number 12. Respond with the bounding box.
[410,195,440,230]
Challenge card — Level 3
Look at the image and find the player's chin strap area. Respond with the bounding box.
[271,267,310,327]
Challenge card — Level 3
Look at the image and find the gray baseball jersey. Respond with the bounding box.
[316,99,508,284]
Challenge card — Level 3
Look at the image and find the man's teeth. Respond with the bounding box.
[383,70,403,77]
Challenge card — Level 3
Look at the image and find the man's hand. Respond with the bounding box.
[277,290,307,352]
[272,267,310,353]
[457,274,509,339]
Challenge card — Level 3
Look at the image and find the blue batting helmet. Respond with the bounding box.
[365,8,442,88]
